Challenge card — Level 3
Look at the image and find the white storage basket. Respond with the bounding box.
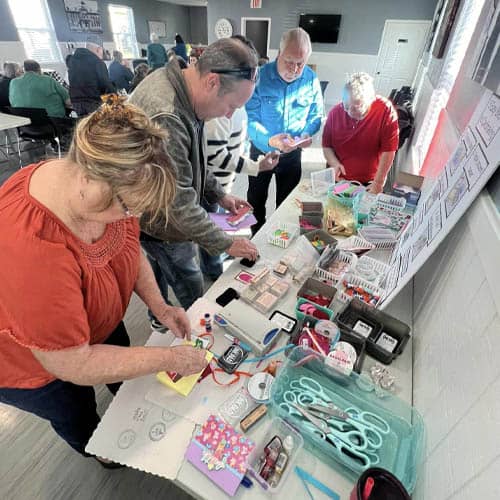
[267,222,299,249]
[315,248,358,286]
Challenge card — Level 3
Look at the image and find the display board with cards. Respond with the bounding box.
[380,90,500,308]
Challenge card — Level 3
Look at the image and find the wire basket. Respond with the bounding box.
[337,235,375,253]
[341,272,385,307]
[354,255,390,285]
[358,226,398,250]
[267,222,299,249]
[315,248,358,286]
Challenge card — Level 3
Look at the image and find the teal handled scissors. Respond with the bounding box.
[281,391,369,451]
[287,376,389,450]
[282,400,378,470]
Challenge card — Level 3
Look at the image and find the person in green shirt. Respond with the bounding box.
[147,33,167,70]
[9,59,71,118]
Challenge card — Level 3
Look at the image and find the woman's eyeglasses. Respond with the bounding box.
[116,194,132,217]
[211,66,259,83]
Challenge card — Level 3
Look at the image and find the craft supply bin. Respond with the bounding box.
[304,229,337,254]
[247,417,304,494]
[336,299,411,364]
[270,348,425,493]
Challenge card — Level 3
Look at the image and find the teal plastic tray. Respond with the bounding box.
[295,297,334,322]
[269,347,425,493]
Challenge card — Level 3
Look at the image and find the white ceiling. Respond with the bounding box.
[156,0,207,6]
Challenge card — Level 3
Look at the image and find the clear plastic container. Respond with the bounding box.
[247,417,304,493]
[311,168,336,196]
[270,347,425,494]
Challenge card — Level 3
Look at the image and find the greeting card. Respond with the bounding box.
[185,415,255,496]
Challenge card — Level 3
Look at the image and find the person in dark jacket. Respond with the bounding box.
[147,33,167,70]
[109,50,134,93]
[129,63,150,93]
[173,34,188,62]
[0,62,22,109]
[68,41,115,116]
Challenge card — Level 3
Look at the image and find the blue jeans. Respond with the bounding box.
[141,240,204,311]
[199,201,224,281]
[0,322,129,455]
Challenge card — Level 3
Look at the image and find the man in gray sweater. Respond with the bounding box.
[130,38,258,313]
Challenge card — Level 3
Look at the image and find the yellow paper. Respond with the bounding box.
[156,342,213,397]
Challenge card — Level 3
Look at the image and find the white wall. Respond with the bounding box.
[412,191,500,499]
[267,49,378,106]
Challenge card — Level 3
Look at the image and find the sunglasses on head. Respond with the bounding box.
[211,66,259,83]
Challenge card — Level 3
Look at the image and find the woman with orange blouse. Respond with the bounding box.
[0,97,207,465]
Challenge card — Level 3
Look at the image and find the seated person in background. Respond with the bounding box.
[173,34,188,62]
[189,49,200,66]
[68,38,115,116]
[109,50,134,93]
[129,63,150,93]
[147,33,167,70]
[200,35,279,280]
[246,28,324,234]
[0,97,207,463]
[9,59,71,119]
[322,72,399,194]
[0,62,22,109]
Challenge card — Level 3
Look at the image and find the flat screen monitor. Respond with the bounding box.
[299,14,341,44]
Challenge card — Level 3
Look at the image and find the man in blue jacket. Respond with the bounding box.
[246,28,323,234]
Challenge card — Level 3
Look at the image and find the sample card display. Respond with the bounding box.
[381,91,500,309]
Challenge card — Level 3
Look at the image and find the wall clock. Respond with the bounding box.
[215,18,233,39]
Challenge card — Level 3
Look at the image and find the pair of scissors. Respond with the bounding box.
[344,406,391,437]
[290,377,388,450]
[287,401,376,470]
[281,391,368,451]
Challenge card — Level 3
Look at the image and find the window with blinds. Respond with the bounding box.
[108,4,139,59]
[8,0,62,65]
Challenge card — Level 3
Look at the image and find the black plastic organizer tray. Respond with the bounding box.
[335,299,410,364]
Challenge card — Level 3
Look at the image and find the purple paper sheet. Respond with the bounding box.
[209,213,257,231]
[185,440,243,497]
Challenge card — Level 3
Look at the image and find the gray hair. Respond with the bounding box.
[344,72,375,104]
[279,28,312,56]
[197,38,258,95]
[3,62,19,79]
[150,32,159,43]
[113,50,123,63]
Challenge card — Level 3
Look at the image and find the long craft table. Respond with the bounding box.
[86,180,413,499]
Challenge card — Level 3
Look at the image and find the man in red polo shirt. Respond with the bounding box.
[322,72,399,194]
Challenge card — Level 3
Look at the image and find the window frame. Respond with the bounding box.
[108,4,139,59]
[8,0,63,65]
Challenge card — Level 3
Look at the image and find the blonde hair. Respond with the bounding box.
[69,95,176,225]
[344,72,375,106]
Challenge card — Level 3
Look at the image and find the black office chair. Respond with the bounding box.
[320,81,329,99]
[132,58,148,70]
[8,107,61,164]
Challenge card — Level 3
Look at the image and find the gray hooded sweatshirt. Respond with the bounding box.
[129,60,233,255]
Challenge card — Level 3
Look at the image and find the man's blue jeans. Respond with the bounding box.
[141,240,204,311]
[199,201,224,281]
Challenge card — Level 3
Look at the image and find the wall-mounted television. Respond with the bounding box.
[299,14,341,44]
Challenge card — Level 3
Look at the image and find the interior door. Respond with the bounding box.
[374,20,432,97]
[242,18,269,58]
